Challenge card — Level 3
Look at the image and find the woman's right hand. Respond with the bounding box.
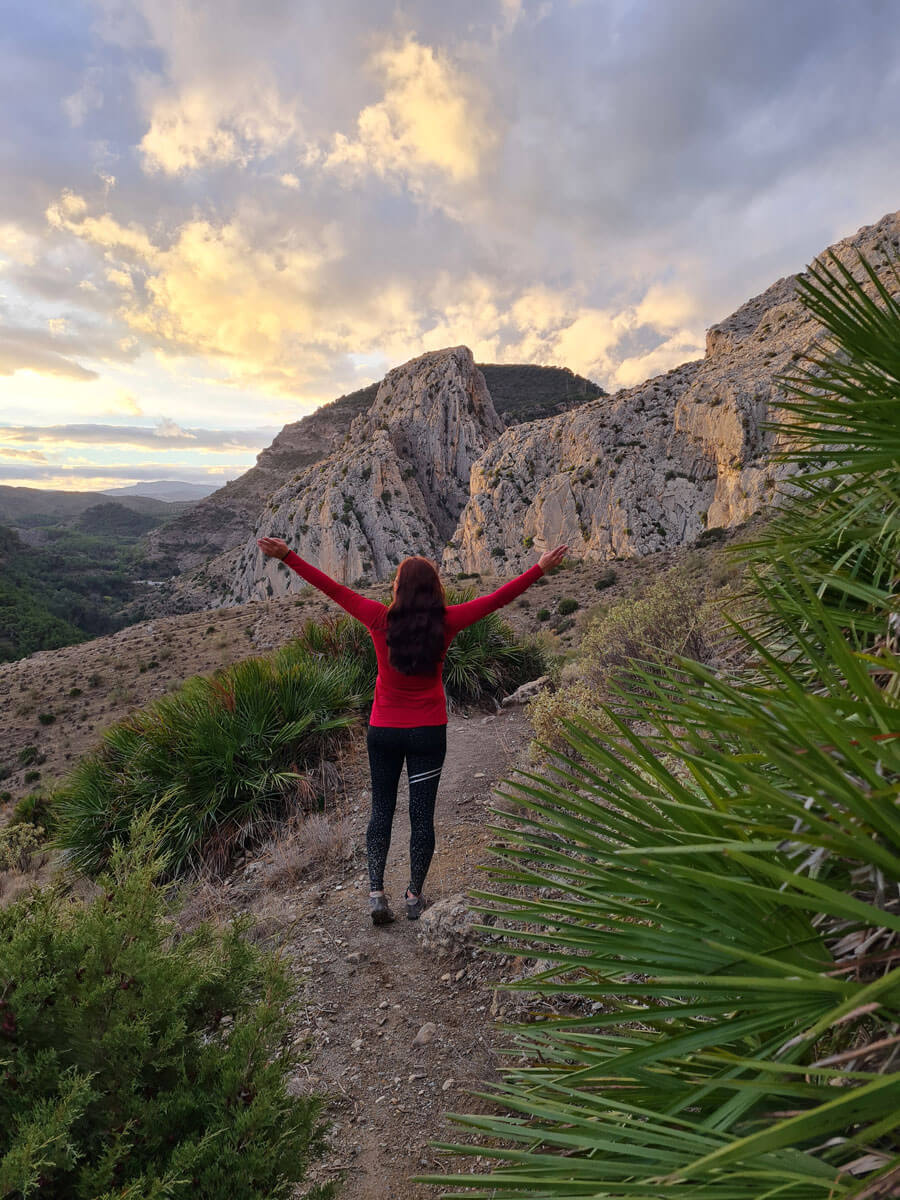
[257,536,290,560]
[538,544,568,572]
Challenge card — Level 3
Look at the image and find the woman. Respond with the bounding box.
[256,535,567,925]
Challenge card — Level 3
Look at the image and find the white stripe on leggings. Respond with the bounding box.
[409,767,442,784]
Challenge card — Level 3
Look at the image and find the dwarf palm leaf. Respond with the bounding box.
[735,244,900,651]
[418,245,900,1198]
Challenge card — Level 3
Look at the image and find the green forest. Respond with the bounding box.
[0,513,155,663]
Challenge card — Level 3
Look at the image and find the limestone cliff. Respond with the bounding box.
[442,210,900,574]
[139,383,378,574]
[137,367,601,578]
[184,347,504,606]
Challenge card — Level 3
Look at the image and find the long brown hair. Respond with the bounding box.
[386,556,447,675]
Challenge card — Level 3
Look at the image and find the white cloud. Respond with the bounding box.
[612,329,706,388]
[0,223,40,266]
[140,83,302,173]
[325,37,497,187]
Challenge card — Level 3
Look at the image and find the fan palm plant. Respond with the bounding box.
[416,242,900,1198]
[50,648,364,878]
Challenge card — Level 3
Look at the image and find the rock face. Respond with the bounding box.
[442,210,900,575]
[139,384,378,574]
[137,367,601,580]
[185,347,504,606]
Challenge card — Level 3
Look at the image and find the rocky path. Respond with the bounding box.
[228,707,539,1200]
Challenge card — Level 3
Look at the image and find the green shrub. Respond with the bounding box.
[0,815,330,1199]
[0,822,46,871]
[528,678,616,760]
[593,568,616,590]
[291,614,377,696]
[22,770,40,784]
[557,597,579,616]
[695,525,729,547]
[17,746,40,767]
[536,608,550,622]
[51,646,364,879]
[577,564,718,695]
[11,790,59,835]
[442,588,548,703]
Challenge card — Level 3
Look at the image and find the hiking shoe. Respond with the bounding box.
[369,893,396,925]
[405,890,426,920]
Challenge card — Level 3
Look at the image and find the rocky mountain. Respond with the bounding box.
[138,383,378,574]
[443,210,900,574]
[185,347,504,606]
[154,209,898,612]
[139,366,602,577]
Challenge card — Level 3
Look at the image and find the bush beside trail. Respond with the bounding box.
[0,814,332,1200]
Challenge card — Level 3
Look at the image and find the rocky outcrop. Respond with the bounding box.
[181,347,504,606]
[138,384,378,575]
[442,210,900,574]
[151,209,898,610]
[137,367,601,579]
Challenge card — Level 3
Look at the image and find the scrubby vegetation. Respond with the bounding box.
[528,562,734,759]
[0,815,331,1199]
[479,364,604,423]
[50,643,365,878]
[421,249,900,1194]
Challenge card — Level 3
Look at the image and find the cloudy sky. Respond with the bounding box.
[1,0,898,492]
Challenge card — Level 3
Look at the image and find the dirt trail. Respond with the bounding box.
[228,708,538,1200]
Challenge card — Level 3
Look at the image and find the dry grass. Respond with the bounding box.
[262,810,355,888]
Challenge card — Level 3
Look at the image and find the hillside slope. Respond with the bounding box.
[0,484,188,527]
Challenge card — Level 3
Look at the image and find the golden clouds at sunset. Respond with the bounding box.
[2,1,899,488]
[326,37,496,185]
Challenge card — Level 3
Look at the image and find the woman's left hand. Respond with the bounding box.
[257,536,290,560]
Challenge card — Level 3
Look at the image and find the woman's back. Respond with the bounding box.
[279,548,545,727]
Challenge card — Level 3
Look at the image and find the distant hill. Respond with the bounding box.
[479,364,604,424]
[0,525,92,662]
[0,484,192,528]
[0,491,202,660]
[75,502,161,537]
[101,480,220,501]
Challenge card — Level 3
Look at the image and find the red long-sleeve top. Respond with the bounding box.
[282,550,544,727]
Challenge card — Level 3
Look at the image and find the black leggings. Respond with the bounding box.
[366,723,447,895]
